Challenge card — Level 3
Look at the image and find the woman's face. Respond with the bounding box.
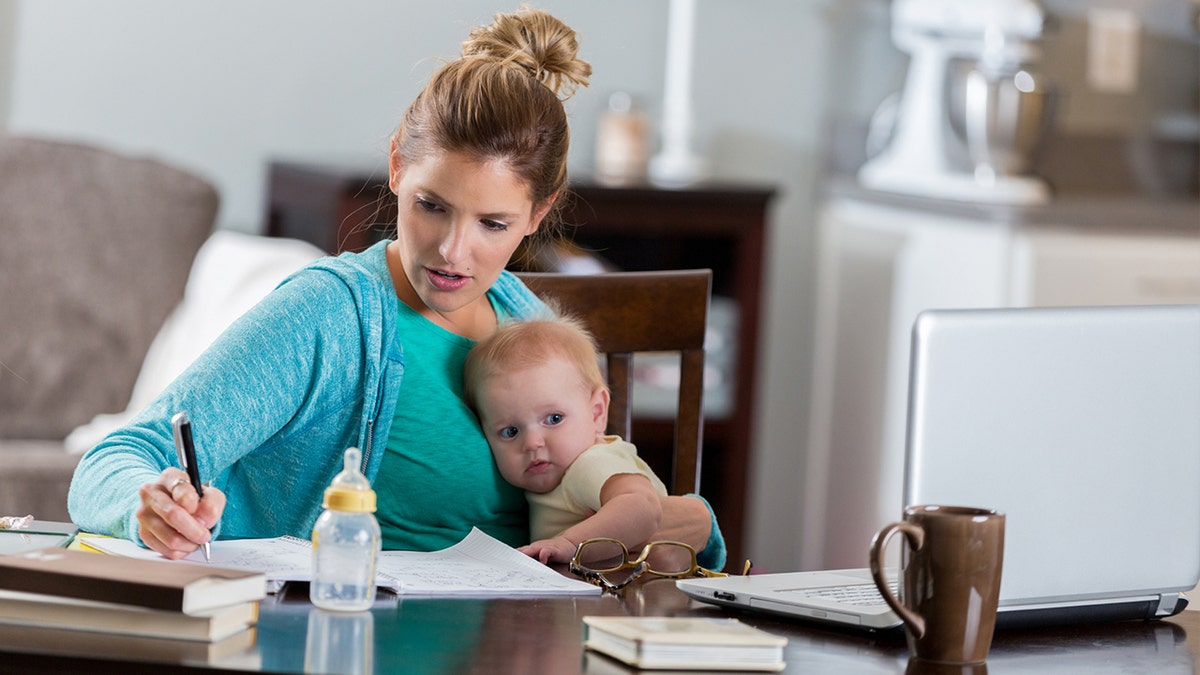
[388,146,552,327]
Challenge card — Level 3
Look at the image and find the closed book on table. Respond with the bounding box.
[0,548,266,614]
[582,616,787,671]
[0,589,258,642]
[0,620,261,665]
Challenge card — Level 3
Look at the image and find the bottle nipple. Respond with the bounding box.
[323,447,376,512]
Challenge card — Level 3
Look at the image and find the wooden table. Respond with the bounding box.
[0,580,1195,673]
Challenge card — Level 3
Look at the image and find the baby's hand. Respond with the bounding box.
[518,536,577,564]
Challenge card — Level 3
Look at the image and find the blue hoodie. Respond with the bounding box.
[68,240,725,570]
[68,240,545,543]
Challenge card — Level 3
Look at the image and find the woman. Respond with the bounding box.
[68,6,724,570]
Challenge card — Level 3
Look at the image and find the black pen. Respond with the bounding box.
[171,411,211,562]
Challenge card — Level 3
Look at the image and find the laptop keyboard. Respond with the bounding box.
[795,582,896,607]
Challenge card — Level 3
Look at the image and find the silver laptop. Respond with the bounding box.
[680,304,1200,631]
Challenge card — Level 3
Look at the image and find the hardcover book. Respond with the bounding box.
[582,616,787,671]
[0,620,261,664]
[0,589,258,642]
[0,548,266,615]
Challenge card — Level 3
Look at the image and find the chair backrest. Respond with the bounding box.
[515,270,712,495]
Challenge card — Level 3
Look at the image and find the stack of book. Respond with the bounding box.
[0,547,266,642]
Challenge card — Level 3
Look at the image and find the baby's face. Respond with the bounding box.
[476,357,607,493]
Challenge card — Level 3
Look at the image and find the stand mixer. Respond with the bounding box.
[858,0,1054,205]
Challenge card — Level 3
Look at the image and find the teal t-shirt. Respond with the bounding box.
[374,298,527,551]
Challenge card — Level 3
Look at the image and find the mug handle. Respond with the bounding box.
[869,521,926,638]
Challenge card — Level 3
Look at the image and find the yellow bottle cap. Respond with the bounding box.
[323,485,377,512]
[321,447,377,513]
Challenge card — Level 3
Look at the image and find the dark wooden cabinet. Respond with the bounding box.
[266,160,775,566]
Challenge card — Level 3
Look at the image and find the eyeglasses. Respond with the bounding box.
[568,538,736,593]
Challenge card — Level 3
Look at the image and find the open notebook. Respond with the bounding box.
[680,304,1200,631]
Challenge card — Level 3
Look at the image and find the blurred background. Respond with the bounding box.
[1,0,1197,573]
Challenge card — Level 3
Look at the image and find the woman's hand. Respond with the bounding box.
[136,468,226,560]
[654,495,711,549]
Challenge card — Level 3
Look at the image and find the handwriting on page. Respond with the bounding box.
[206,537,313,578]
[379,528,598,595]
[87,528,598,596]
[377,553,582,593]
[87,536,312,578]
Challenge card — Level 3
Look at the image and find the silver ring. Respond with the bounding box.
[170,477,188,490]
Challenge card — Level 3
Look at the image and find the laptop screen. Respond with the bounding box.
[903,305,1200,605]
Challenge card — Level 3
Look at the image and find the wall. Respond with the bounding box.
[0,1,14,129]
[6,0,1193,572]
[1,0,845,571]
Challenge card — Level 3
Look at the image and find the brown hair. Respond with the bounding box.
[464,314,607,413]
[392,6,591,247]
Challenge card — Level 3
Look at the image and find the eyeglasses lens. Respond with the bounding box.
[575,539,629,573]
[643,542,696,576]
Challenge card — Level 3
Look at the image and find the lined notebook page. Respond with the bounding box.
[86,529,598,596]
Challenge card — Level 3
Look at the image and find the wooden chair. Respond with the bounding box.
[516,270,712,495]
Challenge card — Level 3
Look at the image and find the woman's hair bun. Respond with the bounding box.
[462,5,592,99]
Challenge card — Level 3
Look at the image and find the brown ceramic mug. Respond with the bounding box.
[870,505,1006,665]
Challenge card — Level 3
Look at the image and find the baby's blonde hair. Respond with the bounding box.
[464,313,606,413]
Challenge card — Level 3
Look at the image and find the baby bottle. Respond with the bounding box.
[311,447,381,611]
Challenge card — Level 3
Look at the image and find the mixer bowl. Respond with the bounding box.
[958,65,1055,179]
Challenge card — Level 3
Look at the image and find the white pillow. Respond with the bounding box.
[65,231,325,453]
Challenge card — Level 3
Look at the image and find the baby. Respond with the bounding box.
[464,315,666,564]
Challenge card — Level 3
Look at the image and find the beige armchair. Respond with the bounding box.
[0,135,218,520]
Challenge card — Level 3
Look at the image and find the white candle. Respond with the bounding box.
[661,0,694,152]
[650,0,707,186]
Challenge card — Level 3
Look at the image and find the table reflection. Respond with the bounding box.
[304,610,373,674]
[902,659,990,675]
[984,619,1191,674]
[252,581,1195,675]
[1,579,1188,674]
[258,588,491,674]
[707,605,1194,675]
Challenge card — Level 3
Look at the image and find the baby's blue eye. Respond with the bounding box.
[499,426,518,439]
[545,413,564,426]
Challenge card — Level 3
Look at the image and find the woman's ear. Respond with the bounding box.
[591,386,610,434]
[526,190,559,236]
[388,139,404,195]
